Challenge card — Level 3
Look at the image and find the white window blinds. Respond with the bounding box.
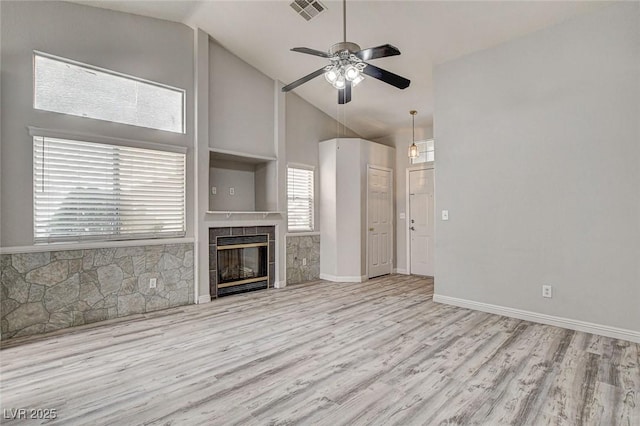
[287,166,314,232]
[33,136,186,243]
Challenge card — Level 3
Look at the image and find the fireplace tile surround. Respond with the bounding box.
[209,226,276,298]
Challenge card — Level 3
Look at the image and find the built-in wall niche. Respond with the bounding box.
[208,149,279,213]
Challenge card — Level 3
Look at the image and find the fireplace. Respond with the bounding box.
[217,235,268,296]
[209,226,275,298]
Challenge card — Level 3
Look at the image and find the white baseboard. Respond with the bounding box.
[394,268,408,275]
[433,294,640,344]
[320,273,368,283]
[273,281,286,289]
[197,295,211,304]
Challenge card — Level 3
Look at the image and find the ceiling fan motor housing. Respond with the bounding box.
[327,42,367,76]
[329,42,361,55]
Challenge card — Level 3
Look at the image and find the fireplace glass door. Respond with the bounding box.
[218,245,267,284]
[216,235,269,295]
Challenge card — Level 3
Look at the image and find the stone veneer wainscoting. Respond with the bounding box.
[286,235,320,285]
[0,243,194,340]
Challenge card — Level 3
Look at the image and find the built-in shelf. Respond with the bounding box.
[209,148,279,213]
[206,211,284,219]
[209,148,276,164]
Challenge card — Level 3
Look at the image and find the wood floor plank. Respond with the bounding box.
[1,275,638,425]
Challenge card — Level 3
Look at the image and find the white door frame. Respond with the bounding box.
[406,163,435,275]
[366,164,394,279]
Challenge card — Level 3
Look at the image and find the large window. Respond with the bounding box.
[33,136,186,243]
[287,166,314,232]
[411,139,435,164]
[34,52,185,133]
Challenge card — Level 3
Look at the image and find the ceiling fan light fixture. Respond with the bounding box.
[351,74,364,87]
[344,65,360,81]
[282,0,410,104]
[333,75,346,89]
[325,68,339,83]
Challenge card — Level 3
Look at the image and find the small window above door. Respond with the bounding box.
[410,140,435,164]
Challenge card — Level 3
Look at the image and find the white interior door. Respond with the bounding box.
[409,169,434,276]
[368,167,392,278]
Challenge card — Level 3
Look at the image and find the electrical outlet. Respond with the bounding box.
[302,258,307,266]
[211,186,217,195]
[229,187,235,196]
[542,285,552,298]
[149,278,157,289]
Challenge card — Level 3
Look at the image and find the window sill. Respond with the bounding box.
[286,231,320,237]
[0,237,195,255]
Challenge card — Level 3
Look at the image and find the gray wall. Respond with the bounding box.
[209,160,256,211]
[434,3,639,332]
[209,40,275,158]
[285,92,360,164]
[254,161,279,212]
[0,1,195,247]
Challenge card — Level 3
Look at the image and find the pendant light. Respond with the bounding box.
[408,110,419,159]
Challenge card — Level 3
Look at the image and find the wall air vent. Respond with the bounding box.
[290,0,327,21]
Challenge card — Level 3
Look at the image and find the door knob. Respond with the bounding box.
[410,226,415,231]
[369,228,374,231]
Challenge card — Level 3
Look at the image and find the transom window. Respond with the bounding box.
[287,166,314,232]
[33,135,186,243]
[411,139,435,164]
[34,52,185,133]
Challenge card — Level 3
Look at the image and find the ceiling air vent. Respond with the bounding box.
[290,0,327,21]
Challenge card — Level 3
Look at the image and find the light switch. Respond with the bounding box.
[442,210,449,221]
[211,187,217,195]
[399,212,406,220]
[229,187,235,196]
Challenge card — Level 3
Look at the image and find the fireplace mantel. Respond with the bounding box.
[206,211,284,219]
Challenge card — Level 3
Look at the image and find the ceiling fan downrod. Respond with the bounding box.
[331,0,360,55]
[343,0,347,43]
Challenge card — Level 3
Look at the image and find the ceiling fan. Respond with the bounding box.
[281,0,410,104]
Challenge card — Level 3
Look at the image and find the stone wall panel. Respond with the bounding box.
[0,243,194,340]
[286,235,320,285]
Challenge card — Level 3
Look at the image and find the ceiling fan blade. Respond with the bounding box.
[282,68,326,92]
[362,63,410,89]
[291,47,331,58]
[355,44,401,61]
[338,80,352,104]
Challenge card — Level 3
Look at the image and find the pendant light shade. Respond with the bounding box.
[408,110,419,159]
[408,142,419,159]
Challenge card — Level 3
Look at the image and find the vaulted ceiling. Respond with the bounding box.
[74,1,606,139]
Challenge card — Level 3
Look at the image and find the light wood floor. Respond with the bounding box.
[1,275,638,425]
